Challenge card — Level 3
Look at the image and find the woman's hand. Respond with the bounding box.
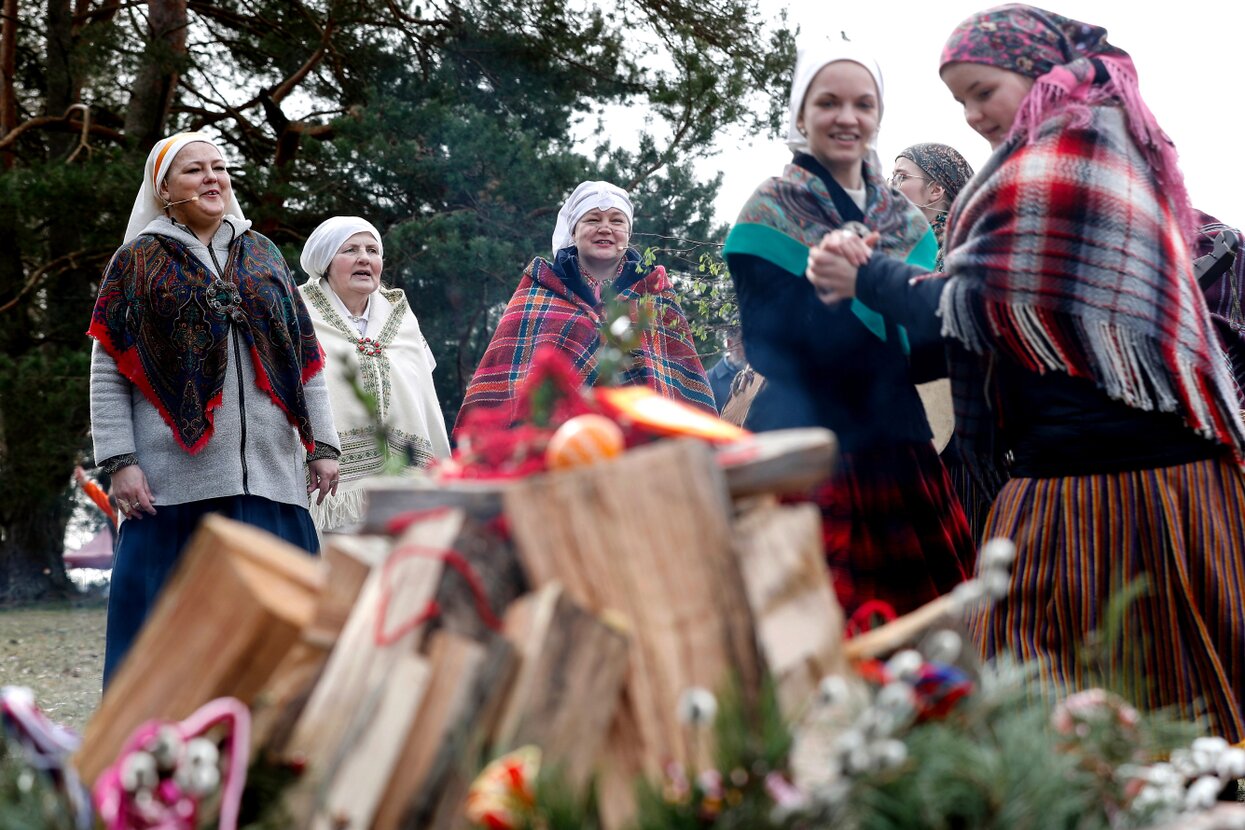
[806,228,879,304]
[111,464,157,520]
[307,458,341,505]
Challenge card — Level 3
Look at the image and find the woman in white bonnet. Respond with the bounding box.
[298,215,451,531]
[722,35,974,620]
[87,132,340,685]
[454,179,713,434]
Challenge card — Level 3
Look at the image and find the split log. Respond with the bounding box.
[732,501,847,715]
[492,583,630,789]
[76,515,323,786]
[281,508,463,829]
[503,439,763,826]
[251,535,388,754]
[373,630,516,830]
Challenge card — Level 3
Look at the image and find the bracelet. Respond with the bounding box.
[99,453,139,475]
[307,441,340,462]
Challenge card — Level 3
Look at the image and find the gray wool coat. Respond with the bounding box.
[89,216,339,509]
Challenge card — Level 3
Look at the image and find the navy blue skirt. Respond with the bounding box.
[103,495,318,686]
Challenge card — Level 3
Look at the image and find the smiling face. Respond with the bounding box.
[797,60,880,190]
[326,231,383,310]
[572,207,630,275]
[941,62,1035,149]
[158,142,231,238]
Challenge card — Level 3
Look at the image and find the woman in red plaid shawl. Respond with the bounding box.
[453,181,713,437]
[723,35,975,621]
[808,5,1245,741]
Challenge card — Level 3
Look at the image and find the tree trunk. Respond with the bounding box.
[123,0,186,152]
[0,0,17,170]
[0,496,74,601]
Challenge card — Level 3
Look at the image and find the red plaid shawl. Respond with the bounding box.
[455,253,713,435]
[936,105,1245,468]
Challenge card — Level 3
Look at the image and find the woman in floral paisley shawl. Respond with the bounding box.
[723,34,974,620]
[87,132,340,685]
[807,5,1245,741]
[298,216,450,532]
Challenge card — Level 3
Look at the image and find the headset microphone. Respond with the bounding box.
[163,195,201,208]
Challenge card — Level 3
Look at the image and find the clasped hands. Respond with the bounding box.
[805,226,880,304]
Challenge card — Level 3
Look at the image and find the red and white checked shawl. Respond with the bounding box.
[455,254,713,435]
[936,105,1245,468]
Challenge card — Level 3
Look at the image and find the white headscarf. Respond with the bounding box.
[550,180,633,254]
[123,132,246,244]
[784,32,885,158]
[299,216,384,280]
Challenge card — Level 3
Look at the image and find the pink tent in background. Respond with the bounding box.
[65,527,114,570]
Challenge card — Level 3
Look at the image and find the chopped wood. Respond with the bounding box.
[76,515,323,786]
[374,630,516,830]
[493,583,630,789]
[503,439,763,827]
[732,501,847,714]
[281,508,464,828]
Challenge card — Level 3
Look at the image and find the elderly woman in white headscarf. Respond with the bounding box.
[721,34,974,620]
[87,132,340,685]
[297,216,451,531]
[453,179,713,435]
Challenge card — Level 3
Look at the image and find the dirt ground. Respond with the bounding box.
[0,598,107,732]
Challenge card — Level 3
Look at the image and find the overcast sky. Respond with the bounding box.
[709,0,1243,227]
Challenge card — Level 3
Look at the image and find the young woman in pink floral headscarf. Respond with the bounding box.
[806,4,1245,742]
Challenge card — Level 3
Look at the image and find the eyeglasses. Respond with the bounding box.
[888,171,930,186]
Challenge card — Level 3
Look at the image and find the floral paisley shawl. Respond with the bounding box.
[724,153,938,344]
[87,231,325,454]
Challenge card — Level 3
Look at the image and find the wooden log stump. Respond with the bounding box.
[75,515,323,786]
[502,439,764,827]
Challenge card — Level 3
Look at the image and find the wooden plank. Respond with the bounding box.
[717,428,838,498]
[373,630,516,830]
[503,439,763,826]
[493,583,630,789]
[732,501,848,715]
[361,479,505,533]
[843,594,959,663]
[75,515,323,786]
[281,508,464,828]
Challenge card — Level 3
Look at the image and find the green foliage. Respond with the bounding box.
[632,678,795,830]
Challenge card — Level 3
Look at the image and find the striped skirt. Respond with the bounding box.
[969,456,1245,742]
[810,440,976,620]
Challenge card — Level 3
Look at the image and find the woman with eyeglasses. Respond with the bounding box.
[807,5,1245,741]
[723,35,974,620]
[889,144,974,271]
[297,216,451,532]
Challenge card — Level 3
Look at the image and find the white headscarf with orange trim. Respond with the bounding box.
[123,132,246,244]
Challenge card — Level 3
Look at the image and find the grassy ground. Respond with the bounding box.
[0,598,107,732]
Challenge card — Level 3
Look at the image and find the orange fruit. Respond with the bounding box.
[545,414,626,470]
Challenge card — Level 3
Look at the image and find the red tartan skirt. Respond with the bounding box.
[801,440,975,620]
